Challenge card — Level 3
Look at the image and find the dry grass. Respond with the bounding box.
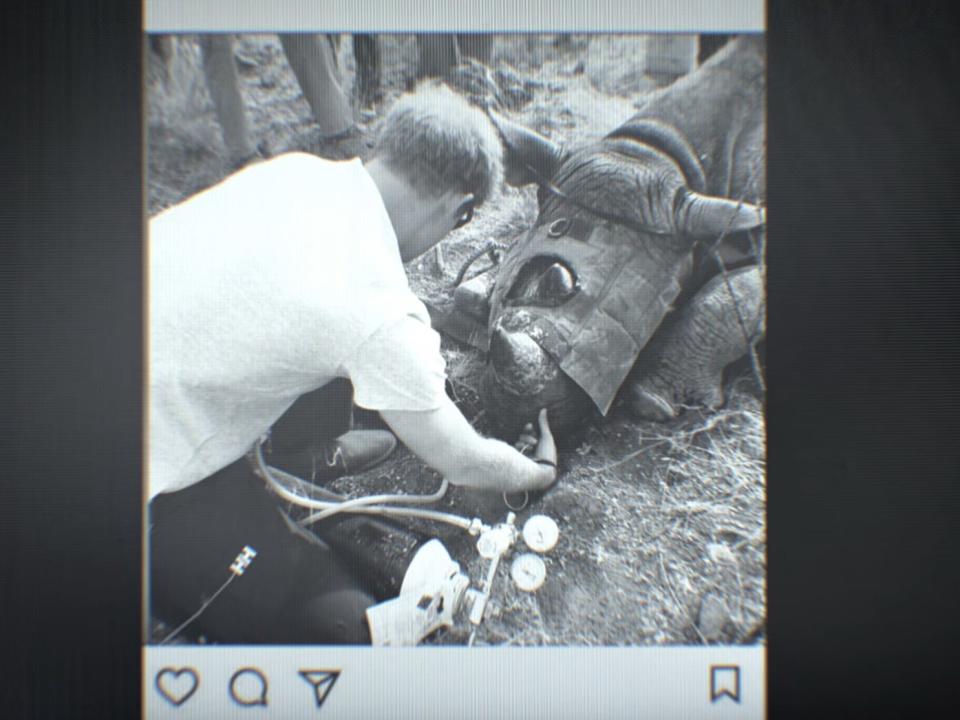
[428,380,766,647]
[146,33,765,647]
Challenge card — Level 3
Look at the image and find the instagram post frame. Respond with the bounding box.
[144,4,766,652]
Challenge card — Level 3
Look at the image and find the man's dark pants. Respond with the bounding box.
[149,379,375,644]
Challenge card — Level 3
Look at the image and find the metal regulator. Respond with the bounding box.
[252,436,561,646]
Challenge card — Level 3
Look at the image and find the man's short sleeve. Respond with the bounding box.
[344,313,448,412]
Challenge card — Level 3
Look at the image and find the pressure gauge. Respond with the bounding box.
[511,553,547,592]
[522,515,559,553]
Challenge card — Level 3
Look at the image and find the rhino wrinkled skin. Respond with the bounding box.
[471,36,766,439]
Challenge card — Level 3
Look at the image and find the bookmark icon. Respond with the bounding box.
[299,669,341,709]
[709,665,741,703]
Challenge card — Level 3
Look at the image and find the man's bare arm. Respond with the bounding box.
[380,398,556,493]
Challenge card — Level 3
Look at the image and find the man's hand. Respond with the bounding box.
[380,400,557,494]
[515,409,558,467]
[514,423,536,455]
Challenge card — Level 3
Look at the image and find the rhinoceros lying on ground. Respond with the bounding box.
[451,36,766,439]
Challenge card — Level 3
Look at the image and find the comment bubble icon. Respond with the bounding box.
[229,667,269,707]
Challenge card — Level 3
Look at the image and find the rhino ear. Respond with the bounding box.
[676,190,766,237]
[488,109,564,187]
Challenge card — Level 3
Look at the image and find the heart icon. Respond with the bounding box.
[155,667,199,707]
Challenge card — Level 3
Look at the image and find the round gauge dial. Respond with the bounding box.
[511,553,547,592]
[522,514,560,553]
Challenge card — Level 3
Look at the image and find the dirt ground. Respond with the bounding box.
[146,33,766,647]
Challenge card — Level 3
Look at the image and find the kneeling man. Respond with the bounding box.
[148,85,556,644]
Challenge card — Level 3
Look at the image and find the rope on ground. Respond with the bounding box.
[452,239,508,286]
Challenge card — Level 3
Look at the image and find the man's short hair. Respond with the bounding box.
[373,83,503,206]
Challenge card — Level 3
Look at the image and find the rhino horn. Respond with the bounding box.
[488,109,564,187]
[676,191,766,237]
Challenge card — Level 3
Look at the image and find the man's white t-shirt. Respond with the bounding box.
[148,153,447,499]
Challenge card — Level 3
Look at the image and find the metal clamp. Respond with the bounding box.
[547,218,571,237]
[466,513,518,643]
[502,490,529,511]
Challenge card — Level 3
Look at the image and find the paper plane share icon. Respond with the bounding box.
[299,669,341,708]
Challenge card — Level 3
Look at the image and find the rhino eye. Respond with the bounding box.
[507,257,578,307]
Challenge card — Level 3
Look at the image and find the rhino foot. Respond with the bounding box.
[625,266,763,422]
[626,373,724,423]
[626,384,677,422]
[691,379,725,411]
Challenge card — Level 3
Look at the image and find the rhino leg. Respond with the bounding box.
[627,265,765,421]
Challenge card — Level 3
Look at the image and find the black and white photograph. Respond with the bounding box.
[145,32,766,647]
